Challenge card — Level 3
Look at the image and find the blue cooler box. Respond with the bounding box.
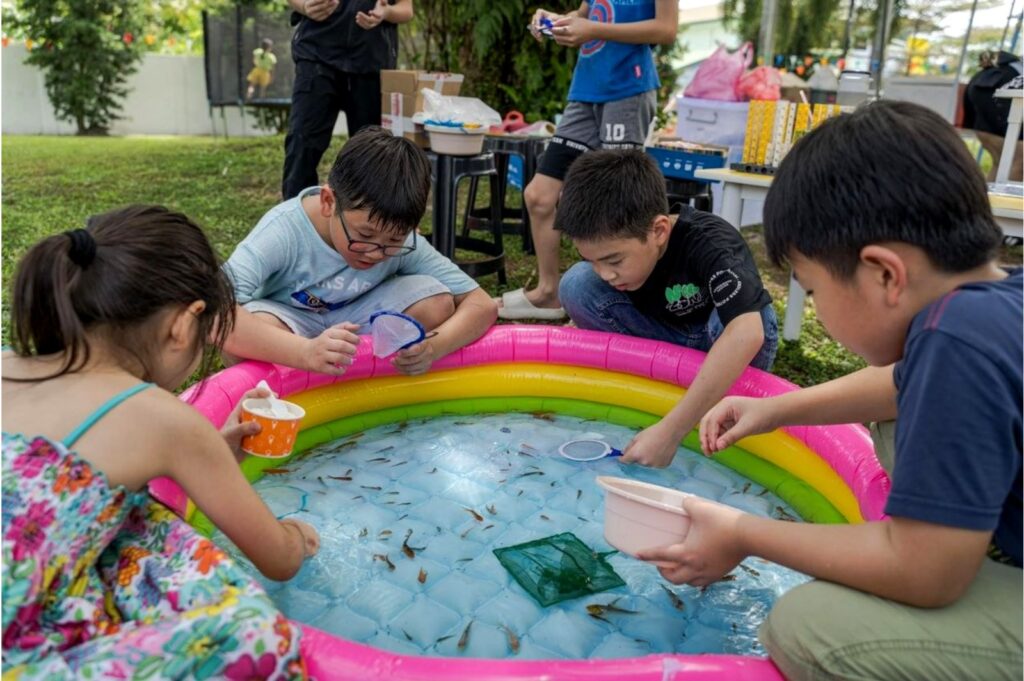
[646,142,727,181]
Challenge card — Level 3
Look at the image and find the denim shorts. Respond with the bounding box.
[243,274,451,338]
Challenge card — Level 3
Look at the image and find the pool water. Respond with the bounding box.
[211,413,810,659]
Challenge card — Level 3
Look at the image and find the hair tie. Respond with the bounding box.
[64,229,97,268]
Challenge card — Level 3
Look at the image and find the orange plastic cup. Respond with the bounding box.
[239,397,305,458]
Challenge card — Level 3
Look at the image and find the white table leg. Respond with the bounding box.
[782,274,805,341]
[719,182,743,230]
[996,98,1022,184]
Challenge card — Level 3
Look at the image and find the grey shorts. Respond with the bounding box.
[243,274,452,338]
[537,89,658,180]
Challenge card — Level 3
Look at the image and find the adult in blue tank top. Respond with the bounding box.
[496,1,679,322]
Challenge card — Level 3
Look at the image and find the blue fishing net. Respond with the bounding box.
[493,532,625,607]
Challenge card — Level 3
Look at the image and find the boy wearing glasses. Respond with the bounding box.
[223,126,497,376]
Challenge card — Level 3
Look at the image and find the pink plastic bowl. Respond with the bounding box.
[597,476,692,561]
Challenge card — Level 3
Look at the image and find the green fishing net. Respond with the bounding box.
[493,532,625,607]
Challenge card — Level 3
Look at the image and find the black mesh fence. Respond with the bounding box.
[203,6,295,107]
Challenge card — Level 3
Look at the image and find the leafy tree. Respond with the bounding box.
[724,0,849,55]
[5,0,146,134]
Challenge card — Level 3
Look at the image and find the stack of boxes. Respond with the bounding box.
[735,100,845,174]
[380,70,464,148]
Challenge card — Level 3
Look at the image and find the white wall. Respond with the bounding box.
[1,46,347,137]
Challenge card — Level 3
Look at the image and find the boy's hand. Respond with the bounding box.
[392,338,435,376]
[529,9,562,41]
[356,0,388,29]
[302,0,339,22]
[637,496,748,587]
[621,420,680,468]
[551,16,596,47]
[221,385,271,462]
[305,322,360,375]
[282,518,320,558]
[699,396,776,455]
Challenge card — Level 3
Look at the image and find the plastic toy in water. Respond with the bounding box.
[151,325,891,681]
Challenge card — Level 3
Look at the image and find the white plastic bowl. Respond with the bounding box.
[425,124,486,155]
[597,476,692,561]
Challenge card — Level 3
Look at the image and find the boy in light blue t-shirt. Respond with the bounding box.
[223,127,498,376]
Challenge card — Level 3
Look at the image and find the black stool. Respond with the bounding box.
[427,151,506,284]
[665,177,713,213]
[464,135,549,254]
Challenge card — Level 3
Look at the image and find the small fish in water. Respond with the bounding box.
[384,491,401,496]
[373,554,395,571]
[530,411,555,422]
[401,529,416,559]
[485,504,497,516]
[327,476,352,481]
[739,563,761,577]
[360,485,382,491]
[376,446,394,454]
[391,460,408,467]
[418,567,428,584]
[402,628,413,641]
[540,515,550,521]
[719,574,737,583]
[398,514,408,521]
[497,479,507,484]
[436,635,454,644]
[351,495,364,501]
[549,481,557,487]
[775,506,798,522]
[263,468,291,475]
[661,584,685,611]
[501,625,520,654]
[731,623,738,632]
[483,524,494,531]
[317,476,327,487]
[516,490,524,497]
[367,457,390,464]
[460,526,474,539]
[464,508,484,522]
[587,598,638,618]
[453,421,472,426]
[500,427,511,434]
[588,611,612,624]
[742,482,751,493]
[358,528,368,538]
[379,530,393,537]
[577,516,589,522]
[757,488,770,497]
[343,468,353,476]
[457,621,473,651]
[513,471,544,479]
[576,489,582,501]
[427,467,438,474]
[397,502,411,506]
[455,558,473,563]
[516,450,535,458]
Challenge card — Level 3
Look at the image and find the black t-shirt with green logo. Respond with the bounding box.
[628,207,772,329]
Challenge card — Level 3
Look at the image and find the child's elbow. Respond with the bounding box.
[658,27,678,45]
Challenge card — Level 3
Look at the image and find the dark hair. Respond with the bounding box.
[764,100,1002,280]
[327,126,431,235]
[9,205,236,386]
[555,149,669,241]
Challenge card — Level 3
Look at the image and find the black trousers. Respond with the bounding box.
[282,60,382,199]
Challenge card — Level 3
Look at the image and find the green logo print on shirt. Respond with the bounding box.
[664,282,705,316]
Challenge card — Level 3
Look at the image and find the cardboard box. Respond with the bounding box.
[380,70,464,147]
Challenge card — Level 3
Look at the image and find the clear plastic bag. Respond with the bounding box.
[413,89,502,128]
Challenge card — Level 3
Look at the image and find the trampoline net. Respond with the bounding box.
[493,532,625,607]
[203,6,295,106]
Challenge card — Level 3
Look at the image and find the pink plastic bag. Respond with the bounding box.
[683,42,753,102]
[738,66,782,101]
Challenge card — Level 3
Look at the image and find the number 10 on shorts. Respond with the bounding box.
[605,123,626,142]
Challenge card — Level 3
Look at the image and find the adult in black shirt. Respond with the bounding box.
[283,0,413,199]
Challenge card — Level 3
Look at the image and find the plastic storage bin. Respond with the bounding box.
[676,96,750,162]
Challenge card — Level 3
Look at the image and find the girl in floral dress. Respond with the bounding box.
[3,206,321,679]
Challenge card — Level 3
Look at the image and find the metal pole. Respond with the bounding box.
[759,0,778,65]
[950,0,980,122]
[841,0,857,62]
[999,0,1016,49]
[870,0,894,99]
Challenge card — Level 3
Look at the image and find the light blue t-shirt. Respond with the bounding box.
[567,0,660,103]
[225,187,479,312]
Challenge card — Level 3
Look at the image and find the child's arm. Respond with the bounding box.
[392,287,497,376]
[639,497,991,608]
[623,310,765,467]
[551,0,677,47]
[162,401,318,581]
[700,365,898,453]
[223,306,360,375]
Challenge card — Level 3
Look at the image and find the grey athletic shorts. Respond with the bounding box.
[537,89,658,180]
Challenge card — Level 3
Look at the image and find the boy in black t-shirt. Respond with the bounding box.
[556,149,779,468]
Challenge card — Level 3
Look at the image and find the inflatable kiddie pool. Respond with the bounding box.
[151,325,890,680]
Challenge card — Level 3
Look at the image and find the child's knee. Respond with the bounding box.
[524,179,557,219]
[404,293,456,331]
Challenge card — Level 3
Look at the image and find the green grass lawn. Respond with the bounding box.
[5,134,1010,388]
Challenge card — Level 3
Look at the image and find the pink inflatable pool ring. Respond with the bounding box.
[151,325,890,680]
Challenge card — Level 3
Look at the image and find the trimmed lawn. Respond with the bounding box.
[6,134,1015,387]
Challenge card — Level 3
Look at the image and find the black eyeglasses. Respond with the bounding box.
[336,212,416,256]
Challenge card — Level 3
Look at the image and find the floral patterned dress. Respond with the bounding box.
[2,433,304,680]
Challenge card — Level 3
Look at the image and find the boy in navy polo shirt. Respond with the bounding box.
[497,1,678,320]
[642,101,1022,679]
